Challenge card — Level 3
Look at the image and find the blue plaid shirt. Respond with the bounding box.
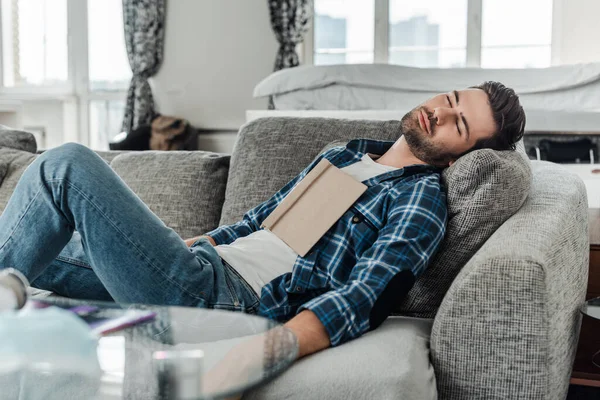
[206,139,447,346]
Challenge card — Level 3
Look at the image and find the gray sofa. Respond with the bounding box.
[0,118,589,400]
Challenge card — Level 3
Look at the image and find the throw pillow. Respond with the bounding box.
[395,148,532,317]
[0,126,37,153]
[317,139,532,317]
[110,151,230,239]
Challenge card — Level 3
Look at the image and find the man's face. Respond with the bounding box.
[401,88,497,167]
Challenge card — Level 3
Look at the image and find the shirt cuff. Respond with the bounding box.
[298,292,362,347]
[204,226,230,246]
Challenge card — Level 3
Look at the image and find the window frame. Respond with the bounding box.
[304,0,561,68]
[0,0,129,146]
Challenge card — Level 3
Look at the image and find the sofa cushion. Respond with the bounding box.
[0,148,38,212]
[245,316,437,400]
[110,151,230,239]
[219,117,402,225]
[0,126,37,153]
[395,148,532,317]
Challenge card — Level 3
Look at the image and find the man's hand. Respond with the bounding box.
[184,235,216,247]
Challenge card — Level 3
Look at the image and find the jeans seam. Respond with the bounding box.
[55,255,92,269]
[46,178,205,301]
[223,268,240,306]
[0,184,45,255]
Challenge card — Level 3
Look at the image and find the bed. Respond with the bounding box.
[248,63,600,132]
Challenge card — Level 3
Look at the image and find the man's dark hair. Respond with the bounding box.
[469,81,526,151]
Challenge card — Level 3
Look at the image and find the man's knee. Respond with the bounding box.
[39,142,99,166]
[42,142,92,160]
[36,142,101,176]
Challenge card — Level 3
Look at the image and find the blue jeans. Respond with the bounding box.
[0,143,259,313]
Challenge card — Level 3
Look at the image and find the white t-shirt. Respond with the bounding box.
[215,154,399,295]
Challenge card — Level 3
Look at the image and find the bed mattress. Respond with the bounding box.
[254,63,600,112]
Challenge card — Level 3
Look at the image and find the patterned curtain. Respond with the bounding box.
[268,0,313,108]
[121,0,167,133]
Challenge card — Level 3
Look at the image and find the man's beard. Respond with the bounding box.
[400,107,462,167]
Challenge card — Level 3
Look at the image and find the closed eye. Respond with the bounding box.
[446,95,461,136]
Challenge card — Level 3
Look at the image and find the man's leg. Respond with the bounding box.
[0,143,211,306]
[30,232,114,301]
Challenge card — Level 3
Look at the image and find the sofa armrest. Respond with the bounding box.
[430,161,589,400]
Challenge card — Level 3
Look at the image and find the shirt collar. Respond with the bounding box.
[332,138,442,178]
[345,138,395,158]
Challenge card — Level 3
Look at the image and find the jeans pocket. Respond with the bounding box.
[220,260,260,314]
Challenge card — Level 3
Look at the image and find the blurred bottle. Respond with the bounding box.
[0,268,29,311]
[153,349,204,399]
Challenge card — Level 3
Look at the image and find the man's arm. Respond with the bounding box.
[198,147,344,246]
[283,310,331,359]
[202,313,330,400]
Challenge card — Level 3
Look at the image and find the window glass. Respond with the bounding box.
[1,0,68,86]
[89,100,126,150]
[314,0,375,64]
[388,0,467,67]
[88,0,131,90]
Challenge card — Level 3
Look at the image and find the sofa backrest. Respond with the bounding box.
[219,117,403,225]
[0,146,230,239]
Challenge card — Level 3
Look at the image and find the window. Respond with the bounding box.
[314,0,375,65]
[389,0,467,68]
[0,0,131,150]
[89,100,126,150]
[88,0,130,149]
[310,0,554,69]
[1,0,68,87]
[88,0,131,91]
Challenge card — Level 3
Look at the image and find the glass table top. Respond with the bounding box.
[582,297,600,320]
[1,297,298,400]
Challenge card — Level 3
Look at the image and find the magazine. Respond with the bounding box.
[30,300,156,335]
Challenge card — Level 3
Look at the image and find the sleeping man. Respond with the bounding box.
[0,81,525,362]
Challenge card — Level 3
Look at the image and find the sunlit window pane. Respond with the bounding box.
[1,0,68,86]
[482,0,552,68]
[388,0,467,68]
[88,0,131,91]
[89,100,126,150]
[314,0,375,64]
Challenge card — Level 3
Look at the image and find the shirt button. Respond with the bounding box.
[352,216,360,223]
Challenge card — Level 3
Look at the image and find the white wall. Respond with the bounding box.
[554,0,600,64]
[151,0,278,131]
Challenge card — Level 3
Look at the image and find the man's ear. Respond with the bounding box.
[448,160,456,167]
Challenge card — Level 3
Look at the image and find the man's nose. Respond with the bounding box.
[433,107,455,126]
